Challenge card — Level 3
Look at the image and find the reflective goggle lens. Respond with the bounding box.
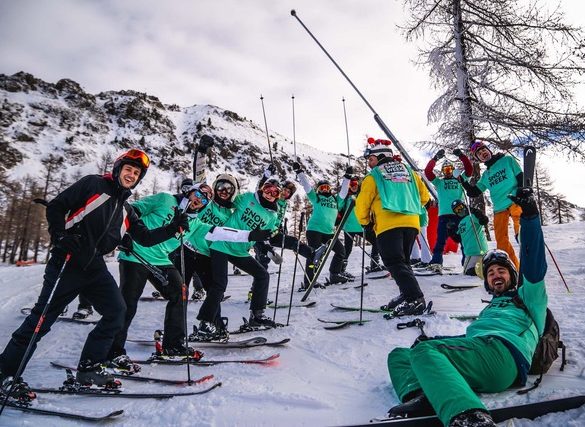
[194,190,209,206]
[216,182,235,194]
[318,184,331,193]
[124,149,150,168]
[262,185,280,197]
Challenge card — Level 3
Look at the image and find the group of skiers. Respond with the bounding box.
[0,133,549,427]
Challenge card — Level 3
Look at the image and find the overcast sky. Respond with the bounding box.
[1,0,584,206]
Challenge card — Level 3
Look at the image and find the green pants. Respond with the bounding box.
[387,336,518,426]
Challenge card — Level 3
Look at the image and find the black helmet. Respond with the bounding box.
[180,178,194,196]
[451,199,468,218]
[112,149,150,189]
[481,249,518,294]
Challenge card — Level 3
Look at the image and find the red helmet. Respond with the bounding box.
[112,149,150,188]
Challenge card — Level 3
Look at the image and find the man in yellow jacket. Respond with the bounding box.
[355,138,431,316]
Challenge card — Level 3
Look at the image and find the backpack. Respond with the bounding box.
[512,296,566,394]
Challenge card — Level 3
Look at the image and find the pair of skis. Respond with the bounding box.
[129,336,291,349]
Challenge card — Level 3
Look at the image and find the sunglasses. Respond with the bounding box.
[216,182,235,194]
[262,185,280,198]
[124,149,150,168]
[317,184,331,193]
[193,190,209,206]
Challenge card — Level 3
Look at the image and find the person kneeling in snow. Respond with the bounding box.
[386,187,547,427]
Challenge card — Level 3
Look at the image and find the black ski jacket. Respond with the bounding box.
[46,174,175,270]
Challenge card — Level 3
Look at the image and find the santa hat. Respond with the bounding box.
[364,137,393,159]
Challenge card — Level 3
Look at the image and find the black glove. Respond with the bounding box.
[197,134,214,154]
[509,187,538,218]
[453,148,463,157]
[264,163,276,178]
[344,166,354,179]
[118,234,134,255]
[248,228,272,242]
[410,334,431,349]
[168,207,190,233]
[55,233,82,253]
[292,161,303,174]
[433,149,445,161]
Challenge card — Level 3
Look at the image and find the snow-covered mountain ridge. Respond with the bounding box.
[0,71,349,194]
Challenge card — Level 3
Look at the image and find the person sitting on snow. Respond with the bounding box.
[386,187,546,427]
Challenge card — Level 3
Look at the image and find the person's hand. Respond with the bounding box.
[344,166,354,179]
[118,234,134,255]
[55,233,82,253]
[292,161,303,174]
[264,164,276,178]
[509,187,538,218]
[169,207,190,233]
[453,148,463,157]
[197,135,214,154]
[248,228,272,242]
[433,149,445,161]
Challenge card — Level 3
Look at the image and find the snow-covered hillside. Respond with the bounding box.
[0,71,350,195]
[0,221,584,426]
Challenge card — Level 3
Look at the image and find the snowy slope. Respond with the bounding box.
[0,221,584,426]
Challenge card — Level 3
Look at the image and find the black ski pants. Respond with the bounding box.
[197,250,269,323]
[0,252,126,376]
[108,260,184,358]
[305,230,345,285]
[377,227,424,301]
[171,246,204,291]
[254,232,313,269]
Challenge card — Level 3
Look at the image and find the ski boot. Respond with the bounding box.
[409,258,421,265]
[72,307,93,320]
[108,355,141,374]
[0,375,36,402]
[388,297,427,317]
[380,294,406,312]
[387,391,434,419]
[191,288,206,301]
[189,321,224,342]
[151,290,162,299]
[214,317,230,342]
[412,261,430,269]
[76,360,121,388]
[161,345,204,360]
[232,267,242,276]
[427,264,443,274]
[248,310,280,328]
[449,410,496,427]
[366,262,385,273]
[328,273,349,285]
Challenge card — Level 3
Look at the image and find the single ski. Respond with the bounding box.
[368,273,392,280]
[414,271,459,277]
[449,314,479,321]
[33,382,222,398]
[366,394,585,426]
[134,353,280,366]
[317,318,371,330]
[301,198,355,302]
[49,361,213,385]
[440,283,479,291]
[140,294,231,302]
[523,146,536,187]
[20,307,98,324]
[130,336,291,349]
[330,303,389,313]
[268,301,316,309]
[2,399,123,422]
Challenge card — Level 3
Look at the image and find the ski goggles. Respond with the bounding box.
[482,249,511,266]
[262,184,281,198]
[317,184,331,193]
[442,165,455,175]
[349,178,359,188]
[215,181,235,195]
[121,149,150,169]
[192,189,209,206]
[452,203,467,217]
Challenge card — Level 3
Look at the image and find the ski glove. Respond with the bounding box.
[248,228,272,242]
[264,163,276,178]
[344,166,354,179]
[433,149,445,161]
[470,208,489,225]
[55,233,83,253]
[197,134,214,154]
[118,234,134,255]
[453,148,463,157]
[509,187,538,218]
[292,161,303,173]
[168,207,190,233]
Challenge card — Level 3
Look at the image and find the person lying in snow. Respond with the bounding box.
[386,187,546,427]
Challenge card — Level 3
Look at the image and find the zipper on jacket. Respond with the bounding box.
[83,198,120,270]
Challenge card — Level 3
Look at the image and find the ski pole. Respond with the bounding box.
[344,232,384,271]
[260,95,274,164]
[272,219,288,322]
[358,228,366,325]
[342,97,351,167]
[290,9,437,200]
[178,227,192,385]
[287,212,305,325]
[544,242,571,293]
[0,254,71,417]
[118,245,168,286]
[291,94,297,161]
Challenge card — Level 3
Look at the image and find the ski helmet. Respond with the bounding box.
[213,174,239,203]
[180,178,194,196]
[481,249,518,294]
[112,149,150,189]
[441,161,455,177]
[363,137,393,159]
[451,199,468,218]
[282,180,297,199]
[470,140,492,161]
[316,179,332,194]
